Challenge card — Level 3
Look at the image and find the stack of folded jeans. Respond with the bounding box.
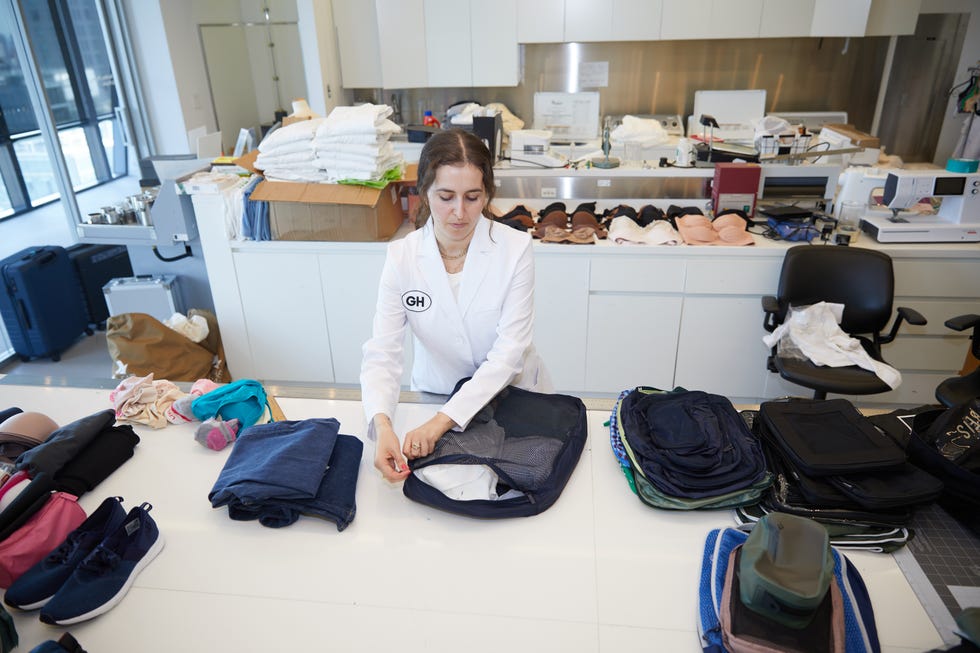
[209,418,363,531]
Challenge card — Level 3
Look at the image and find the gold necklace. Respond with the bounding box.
[437,243,468,260]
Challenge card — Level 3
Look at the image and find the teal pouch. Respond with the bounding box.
[191,379,269,428]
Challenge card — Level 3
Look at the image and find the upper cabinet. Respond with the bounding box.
[332,0,518,89]
[471,0,519,87]
[759,0,815,37]
[809,0,871,36]
[525,0,662,43]
[332,0,383,88]
[662,0,763,40]
[518,0,565,43]
[611,1,664,41]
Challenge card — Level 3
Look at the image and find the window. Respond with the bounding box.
[0,0,129,220]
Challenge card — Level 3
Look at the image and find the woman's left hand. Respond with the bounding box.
[403,412,457,459]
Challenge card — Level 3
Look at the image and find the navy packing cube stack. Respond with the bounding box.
[66,244,132,328]
[0,246,91,362]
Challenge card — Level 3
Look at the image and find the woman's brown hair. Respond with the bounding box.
[414,129,496,228]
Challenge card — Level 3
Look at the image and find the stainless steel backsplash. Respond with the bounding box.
[359,37,889,134]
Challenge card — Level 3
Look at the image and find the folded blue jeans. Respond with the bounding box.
[209,419,363,531]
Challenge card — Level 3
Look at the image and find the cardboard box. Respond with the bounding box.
[250,179,404,241]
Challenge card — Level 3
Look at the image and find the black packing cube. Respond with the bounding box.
[760,399,906,476]
[403,385,587,518]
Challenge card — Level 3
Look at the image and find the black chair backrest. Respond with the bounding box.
[777,246,894,335]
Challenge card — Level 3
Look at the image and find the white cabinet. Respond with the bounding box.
[611,0,663,42]
[662,0,763,40]
[518,0,565,43]
[810,0,871,36]
[424,0,471,87]
[759,0,814,37]
[319,251,387,384]
[332,0,383,88]
[865,0,921,36]
[586,295,682,392]
[564,0,613,42]
[534,256,589,391]
[376,0,428,89]
[332,0,517,88]
[674,255,784,400]
[331,0,425,89]
[471,0,519,87]
[584,256,685,393]
[234,251,334,384]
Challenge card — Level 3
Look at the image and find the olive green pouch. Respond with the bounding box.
[738,512,834,629]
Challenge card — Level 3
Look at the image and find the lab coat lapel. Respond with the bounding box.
[458,218,493,319]
[419,224,462,323]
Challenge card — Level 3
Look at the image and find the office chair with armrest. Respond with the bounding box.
[762,245,927,400]
[935,314,980,408]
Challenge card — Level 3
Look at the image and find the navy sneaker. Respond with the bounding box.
[39,502,164,625]
[4,496,127,611]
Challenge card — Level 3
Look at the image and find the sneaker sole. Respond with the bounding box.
[47,534,166,626]
[8,593,56,611]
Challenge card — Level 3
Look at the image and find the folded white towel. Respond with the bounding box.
[610,115,669,147]
[263,167,331,183]
[316,104,395,138]
[315,152,403,178]
[255,140,314,157]
[314,118,401,141]
[255,150,315,169]
[313,142,393,159]
[258,118,324,152]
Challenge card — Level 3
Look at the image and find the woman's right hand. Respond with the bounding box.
[374,419,411,482]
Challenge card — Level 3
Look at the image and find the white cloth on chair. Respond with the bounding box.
[762,301,902,389]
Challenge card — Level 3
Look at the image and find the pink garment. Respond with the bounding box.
[0,492,86,588]
[111,373,184,429]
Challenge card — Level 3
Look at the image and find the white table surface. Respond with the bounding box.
[0,382,944,652]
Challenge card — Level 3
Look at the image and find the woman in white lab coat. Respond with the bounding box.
[360,129,551,481]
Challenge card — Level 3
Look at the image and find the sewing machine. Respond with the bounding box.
[860,170,980,242]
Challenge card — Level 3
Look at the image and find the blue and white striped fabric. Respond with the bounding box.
[697,527,881,653]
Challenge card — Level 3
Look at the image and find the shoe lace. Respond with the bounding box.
[79,545,121,575]
[48,533,82,564]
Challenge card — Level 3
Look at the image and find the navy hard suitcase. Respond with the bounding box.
[66,244,133,328]
[0,246,92,361]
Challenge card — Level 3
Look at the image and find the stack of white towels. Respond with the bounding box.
[254,118,327,183]
[253,103,404,184]
[312,103,403,183]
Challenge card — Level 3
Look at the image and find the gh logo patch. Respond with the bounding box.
[402,290,431,312]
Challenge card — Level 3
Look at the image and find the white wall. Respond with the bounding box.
[297,0,351,116]
[921,0,980,165]
[123,1,191,154]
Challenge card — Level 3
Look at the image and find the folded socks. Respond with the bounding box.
[195,418,240,451]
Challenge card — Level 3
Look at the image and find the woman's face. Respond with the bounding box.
[426,162,487,247]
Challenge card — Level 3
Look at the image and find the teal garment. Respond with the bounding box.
[192,379,269,428]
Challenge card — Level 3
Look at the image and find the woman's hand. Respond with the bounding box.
[373,416,410,482]
[403,412,457,459]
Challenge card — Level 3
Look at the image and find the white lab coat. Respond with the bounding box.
[360,217,551,430]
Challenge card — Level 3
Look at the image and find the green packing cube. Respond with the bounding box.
[738,512,834,629]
